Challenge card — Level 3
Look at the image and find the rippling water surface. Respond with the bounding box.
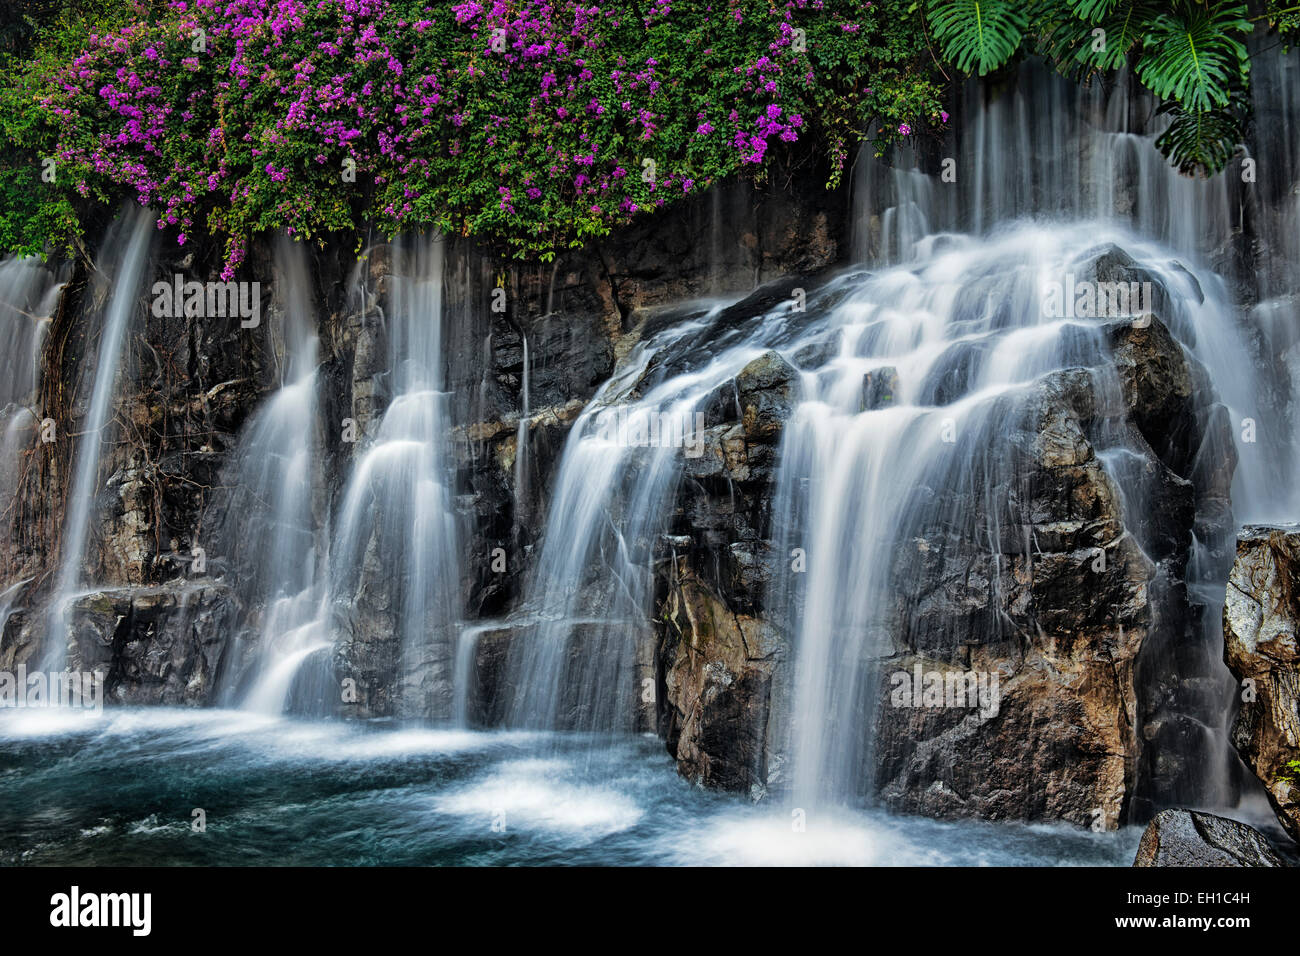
[0,709,1142,866]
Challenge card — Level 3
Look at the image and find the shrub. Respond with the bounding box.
[1,0,944,270]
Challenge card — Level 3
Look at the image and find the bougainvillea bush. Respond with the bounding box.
[0,0,944,272]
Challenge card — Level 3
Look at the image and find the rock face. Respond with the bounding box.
[1224,526,1300,842]
[880,309,1238,825]
[657,347,799,796]
[872,369,1153,827]
[1133,809,1286,866]
[0,149,1258,836]
[650,304,1236,828]
[0,153,849,718]
[0,584,235,705]
[661,561,788,795]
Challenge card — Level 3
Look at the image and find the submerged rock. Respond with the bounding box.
[1223,525,1300,842]
[1133,809,1286,866]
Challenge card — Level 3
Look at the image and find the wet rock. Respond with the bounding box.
[660,565,788,794]
[791,333,839,370]
[873,370,1153,827]
[64,583,235,705]
[1108,318,1196,475]
[734,350,799,441]
[1088,245,1193,342]
[1223,525,1300,842]
[861,366,899,411]
[872,307,1235,827]
[1133,809,1286,866]
[655,307,1225,818]
[467,620,656,733]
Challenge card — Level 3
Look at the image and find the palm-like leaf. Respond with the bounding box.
[1087,1,1163,69]
[1153,97,1245,176]
[1039,1,1158,72]
[1068,0,1121,20]
[926,0,1030,76]
[1136,3,1251,112]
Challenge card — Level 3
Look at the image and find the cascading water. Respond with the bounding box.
[219,235,461,718]
[218,236,324,714]
[329,236,460,718]
[513,333,530,526]
[499,60,1300,820]
[6,51,1300,870]
[827,61,1300,810]
[773,227,1261,808]
[0,255,64,524]
[44,207,153,671]
[0,255,64,641]
[504,324,715,732]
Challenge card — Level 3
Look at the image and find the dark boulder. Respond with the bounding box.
[1133,809,1286,867]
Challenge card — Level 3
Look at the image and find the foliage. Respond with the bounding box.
[8,0,1289,264]
[925,1,1030,76]
[1135,4,1250,112]
[925,0,1258,177]
[1264,0,1300,43]
[0,0,945,270]
[0,2,136,257]
[1154,96,1246,177]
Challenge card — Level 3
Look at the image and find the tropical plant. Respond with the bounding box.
[925,0,1257,176]
[925,0,1030,75]
[1154,96,1247,176]
[1135,4,1250,112]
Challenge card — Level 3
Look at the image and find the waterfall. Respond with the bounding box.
[217,234,461,718]
[494,59,1299,818]
[44,207,153,671]
[513,333,530,526]
[0,254,65,647]
[836,61,1299,808]
[503,315,722,732]
[775,227,1262,807]
[218,235,325,714]
[329,236,460,718]
[0,255,64,527]
[503,220,1268,805]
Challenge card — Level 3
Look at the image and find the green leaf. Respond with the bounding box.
[1136,3,1252,112]
[926,0,1030,76]
[1153,97,1245,176]
[1096,2,1164,68]
[1039,2,1159,73]
[1067,0,1120,22]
